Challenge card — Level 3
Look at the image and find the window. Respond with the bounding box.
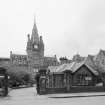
[76,73,92,86]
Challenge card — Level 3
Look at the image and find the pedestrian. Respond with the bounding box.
[35,73,40,95]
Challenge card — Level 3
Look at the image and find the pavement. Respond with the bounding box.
[0,87,105,105]
[48,92,105,98]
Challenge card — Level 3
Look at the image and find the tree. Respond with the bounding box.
[7,70,32,87]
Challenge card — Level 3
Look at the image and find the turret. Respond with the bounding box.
[26,34,32,51]
[27,34,30,41]
[39,36,44,57]
[40,36,43,43]
[40,36,44,49]
[26,17,44,67]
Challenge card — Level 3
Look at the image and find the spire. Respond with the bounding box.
[31,16,39,44]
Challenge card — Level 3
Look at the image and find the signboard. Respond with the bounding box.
[33,68,38,73]
[0,75,4,78]
[85,77,92,80]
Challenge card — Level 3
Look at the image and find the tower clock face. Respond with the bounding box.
[33,44,38,49]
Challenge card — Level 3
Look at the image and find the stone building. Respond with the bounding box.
[9,20,58,78]
[42,49,105,94]
[0,58,10,67]
[36,61,104,94]
[59,57,71,64]
[72,53,85,63]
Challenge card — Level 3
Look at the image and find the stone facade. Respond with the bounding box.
[36,62,102,94]
[0,58,10,67]
[9,20,58,78]
[59,57,71,64]
[58,50,105,74]
[72,53,85,63]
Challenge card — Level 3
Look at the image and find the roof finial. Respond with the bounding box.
[77,51,79,55]
[34,14,36,25]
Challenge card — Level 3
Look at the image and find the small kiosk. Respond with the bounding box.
[0,67,8,96]
[35,63,105,95]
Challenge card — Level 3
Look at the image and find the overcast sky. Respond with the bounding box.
[0,0,105,59]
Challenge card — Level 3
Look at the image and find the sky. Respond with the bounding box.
[0,0,105,59]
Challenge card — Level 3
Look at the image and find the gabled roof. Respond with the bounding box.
[71,61,98,75]
[48,66,59,72]
[56,63,70,72]
[93,49,105,73]
[49,62,99,75]
[84,55,97,70]
[84,64,99,75]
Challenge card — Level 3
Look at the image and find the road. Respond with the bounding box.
[0,87,105,105]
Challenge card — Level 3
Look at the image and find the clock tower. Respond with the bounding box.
[26,19,44,72]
